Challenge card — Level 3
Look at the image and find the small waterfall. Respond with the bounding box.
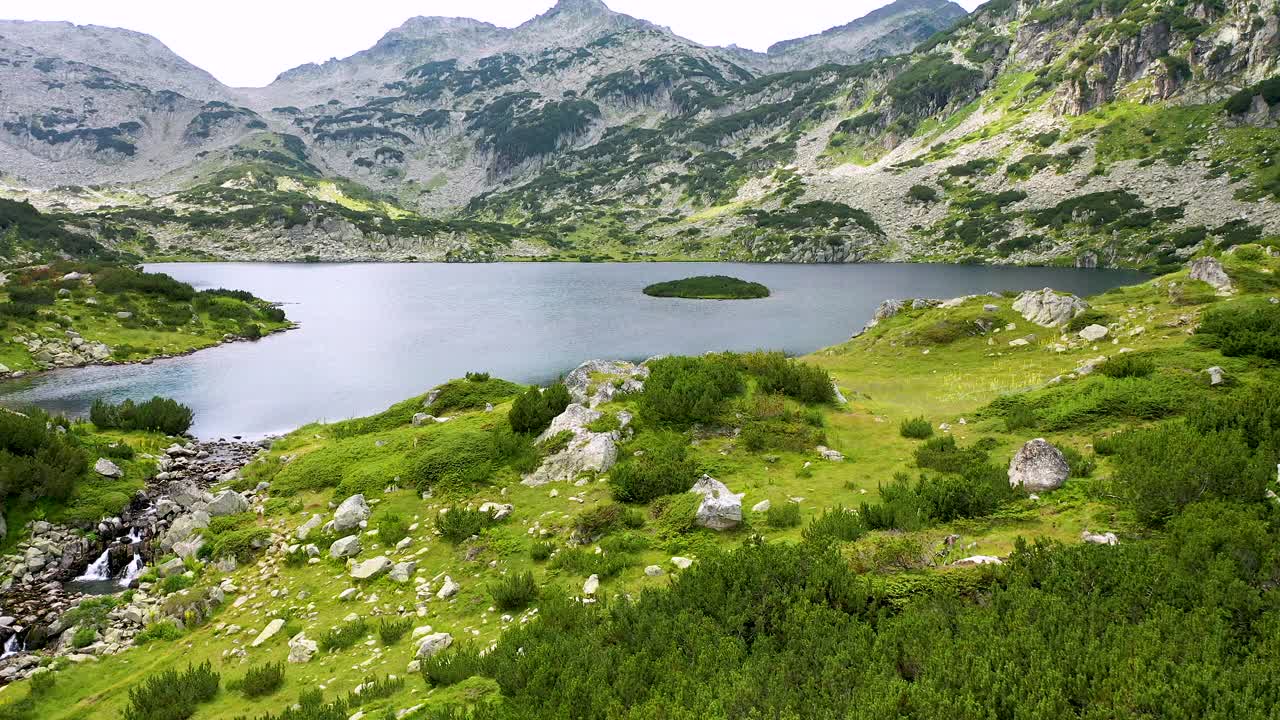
[117,554,144,588]
[1,633,23,659]
[73,549,113,582]
[125,527,144,545]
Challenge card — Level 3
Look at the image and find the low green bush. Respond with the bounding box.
[375,513,409,545]
[640,355,743,425]
[421,644,486,687]
[899,417,933,439]
[319,618,369,652]
[345,674,402,706]
[508,383,572,434]
[71,626,96,649]
[122,661,219,720]
[1096,354,1155,378]
[530,541,555,562]
[90,396,194,435]
[134,621,184,645]
[766,502,801,528]
[376,617,413,646]
[801,507,865,545]
[437,506,500,544]
[490,571,538,611]
[609,432,699,503]
[551,547,634,578]
[238,662,285,698]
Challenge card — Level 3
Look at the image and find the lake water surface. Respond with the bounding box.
[0,262,1146,438]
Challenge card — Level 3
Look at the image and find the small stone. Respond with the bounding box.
[251,618,285,648]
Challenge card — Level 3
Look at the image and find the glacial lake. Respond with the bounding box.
[0,262,1146,438]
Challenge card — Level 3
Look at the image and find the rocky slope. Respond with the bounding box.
[730,0,969,72]
[0,0,1278,268]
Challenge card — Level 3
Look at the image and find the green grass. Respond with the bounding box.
[8,252,1280,719]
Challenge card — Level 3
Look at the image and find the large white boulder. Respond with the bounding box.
[1078,324,1109,342]
[1012,288,1089,327]
[690,475,743,530]
[94,458,123,478]
[1008,439,1070,493]
[206,490,249,517]
[332,494,370,532]
[521,403,623,486]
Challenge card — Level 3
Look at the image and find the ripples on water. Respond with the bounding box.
[0,262,1146,438]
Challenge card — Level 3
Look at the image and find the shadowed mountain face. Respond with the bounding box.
[1,0,1278,269]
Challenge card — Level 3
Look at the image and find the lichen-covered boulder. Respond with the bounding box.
[332,494,370,532]
[1188,256,1233,294]
[1008,439,1069,492]
[690,475,743,530]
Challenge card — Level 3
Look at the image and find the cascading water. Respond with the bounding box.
[73,549,113,582]
[1,633,23,659]
[126,527,143,545]
[118,554,144,588]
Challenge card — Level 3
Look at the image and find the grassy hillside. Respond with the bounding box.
[0,262,290,374]
[4,245,1278,718]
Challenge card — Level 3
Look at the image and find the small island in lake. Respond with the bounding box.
[643,275,770,300]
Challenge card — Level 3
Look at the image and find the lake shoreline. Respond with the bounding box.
[0,323,299,386]
[0,262,1149,439]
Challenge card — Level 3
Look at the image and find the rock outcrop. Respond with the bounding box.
[1012,289,1089,328]
[1188,257,1234,294]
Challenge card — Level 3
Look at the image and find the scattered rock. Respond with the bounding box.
[287,633,317,663]
[295,514,323,540]
[582,574,599,596]
[1205,366,1226,386]
[671,556,693,570]
[1008,439,1069,493]
[332,494,370,532]
[952,555,1003,566]
[644,565,664,577]
[389,561,416,583]
[436,576,460,599]
[690,475,743,530]
[206,490,249,517]
[250,619,284,648]
[93,458,123,478]
[1081,530,1119,546]
[349,556,391,580]
[816,446,844,462]
[415,632,453,659]
[1078,324,1109,342]
[478,502,513,521]
[751,499,771,513]
[330,535,362,559]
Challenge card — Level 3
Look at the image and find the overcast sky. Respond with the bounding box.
[5,0,984,88]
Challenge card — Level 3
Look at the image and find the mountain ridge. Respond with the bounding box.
[0,0,1277,269]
